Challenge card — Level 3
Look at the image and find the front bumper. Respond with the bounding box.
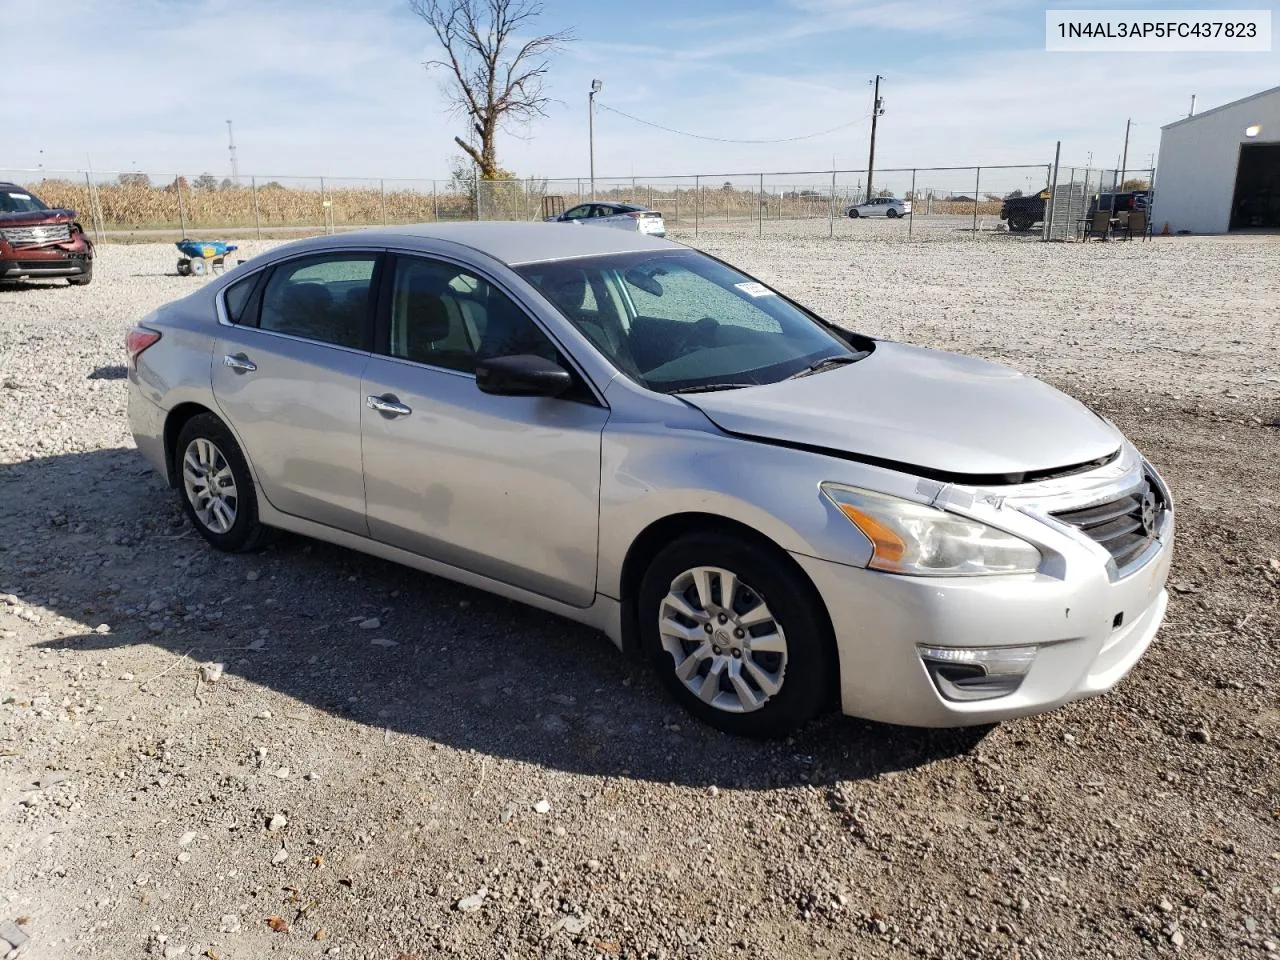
[0,232,93,278]
[793,459,1175,727]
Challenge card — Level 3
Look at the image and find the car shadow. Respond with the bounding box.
[87,364,128,380]
[0,279,74,292]
[7,447,991,790]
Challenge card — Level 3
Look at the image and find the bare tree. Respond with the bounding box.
[411,0,572,180]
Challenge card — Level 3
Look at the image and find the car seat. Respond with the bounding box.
[399,268,475,371]
[273,282,333,341]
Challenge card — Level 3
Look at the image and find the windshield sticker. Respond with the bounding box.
[6,193,32,200]
[734,281,774,298]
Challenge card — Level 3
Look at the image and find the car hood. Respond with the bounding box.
[0,209,76,227]
[681,342,1123,479]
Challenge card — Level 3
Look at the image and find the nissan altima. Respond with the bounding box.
[126,223,1173,737]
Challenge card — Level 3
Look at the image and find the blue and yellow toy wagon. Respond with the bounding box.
[176,239,238,277]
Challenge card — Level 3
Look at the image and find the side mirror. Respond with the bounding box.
[475,354,573,398]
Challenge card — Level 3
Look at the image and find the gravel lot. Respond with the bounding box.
[1,233,1278,960]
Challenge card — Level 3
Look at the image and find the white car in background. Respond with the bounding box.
[848,197,911,219]
[547,201,666,237]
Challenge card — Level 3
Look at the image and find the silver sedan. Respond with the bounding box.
[848,197,911,218]
[546,201,666,237]
[126,223,1172,737]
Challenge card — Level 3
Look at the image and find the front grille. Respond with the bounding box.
[1053,478,1166,571]
[2,223,71,246]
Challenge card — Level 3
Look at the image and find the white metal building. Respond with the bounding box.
[1152,85,1280,234]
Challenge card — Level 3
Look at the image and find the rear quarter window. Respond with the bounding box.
[222,271,264,324]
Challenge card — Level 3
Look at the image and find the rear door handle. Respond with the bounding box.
[367,394,412,417]
[223,353,257,373]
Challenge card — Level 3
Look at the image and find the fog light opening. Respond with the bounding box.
[919,645,1037,702]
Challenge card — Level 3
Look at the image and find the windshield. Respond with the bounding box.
[0,189,50,215]
[516,250,865,393]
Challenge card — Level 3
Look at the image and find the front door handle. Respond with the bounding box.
[223,353,257,373]
[367,394,412,417]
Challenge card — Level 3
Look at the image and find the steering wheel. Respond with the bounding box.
[670,316,720,357]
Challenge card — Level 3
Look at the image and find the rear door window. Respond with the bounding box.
[257,254,379,350]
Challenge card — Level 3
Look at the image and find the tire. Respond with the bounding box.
[1008,216,1034,232]
[174,413,272,552]
[176,260,190,277]
[188,257,207,276]
[886,208,899,219]
[848,208,860,218]
[638,531,835,738]
[67,263,93,286]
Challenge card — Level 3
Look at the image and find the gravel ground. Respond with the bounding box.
[1,234,1278,960]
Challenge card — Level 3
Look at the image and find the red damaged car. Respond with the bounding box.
[0,182,94,285]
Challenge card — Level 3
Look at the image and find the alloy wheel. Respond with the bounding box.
[182,437,238,534]
[658,566,787,714]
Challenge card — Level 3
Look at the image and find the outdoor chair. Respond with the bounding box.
[1126,210,1150,241]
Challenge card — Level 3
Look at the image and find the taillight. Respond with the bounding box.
[126,326,161,368]
[627,212,642,219]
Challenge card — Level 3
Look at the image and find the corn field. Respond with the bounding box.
[24,179,482,230]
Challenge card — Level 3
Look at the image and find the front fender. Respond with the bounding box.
[595,413,925,599]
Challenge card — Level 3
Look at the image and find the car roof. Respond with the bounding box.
[283,221,680,267]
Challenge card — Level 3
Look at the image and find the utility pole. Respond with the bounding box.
[226,120,240,184]
[1189,94,1197,117]
[865,75,884,203]
[589,79,602,200]
[1119,117,1131,188]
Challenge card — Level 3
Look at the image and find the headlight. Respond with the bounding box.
[820,483,1042,577]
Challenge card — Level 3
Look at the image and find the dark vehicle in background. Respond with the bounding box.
[0,183,94,285]
[1086,191,1150,218]
[1000,188,1050,232]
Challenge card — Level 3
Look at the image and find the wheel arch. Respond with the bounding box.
[162,402,220,487]
[616,512,838,696]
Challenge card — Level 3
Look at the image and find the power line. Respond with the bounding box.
[594,102,872,145]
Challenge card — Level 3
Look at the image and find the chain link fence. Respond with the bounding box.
[1043,166,1156,240]
[6,162,1151,244]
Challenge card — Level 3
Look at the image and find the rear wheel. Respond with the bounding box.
[174,414,271,552]
[886,208,899,219]
[848,208,860,218]
[639,531,834,738]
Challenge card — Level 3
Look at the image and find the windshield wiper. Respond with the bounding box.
[787,355,860,379]
[667,382,758,395]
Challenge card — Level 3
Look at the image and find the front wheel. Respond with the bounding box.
[67,263,93,286]
[886,208,899,219]
[639,532,834,737]
[174,413,272,552]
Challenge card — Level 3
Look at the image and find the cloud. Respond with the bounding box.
[5,0,1278,187]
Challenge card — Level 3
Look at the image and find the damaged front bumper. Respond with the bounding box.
[0,226,94,279]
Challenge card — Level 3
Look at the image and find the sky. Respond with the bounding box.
[5,0,1278,193]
